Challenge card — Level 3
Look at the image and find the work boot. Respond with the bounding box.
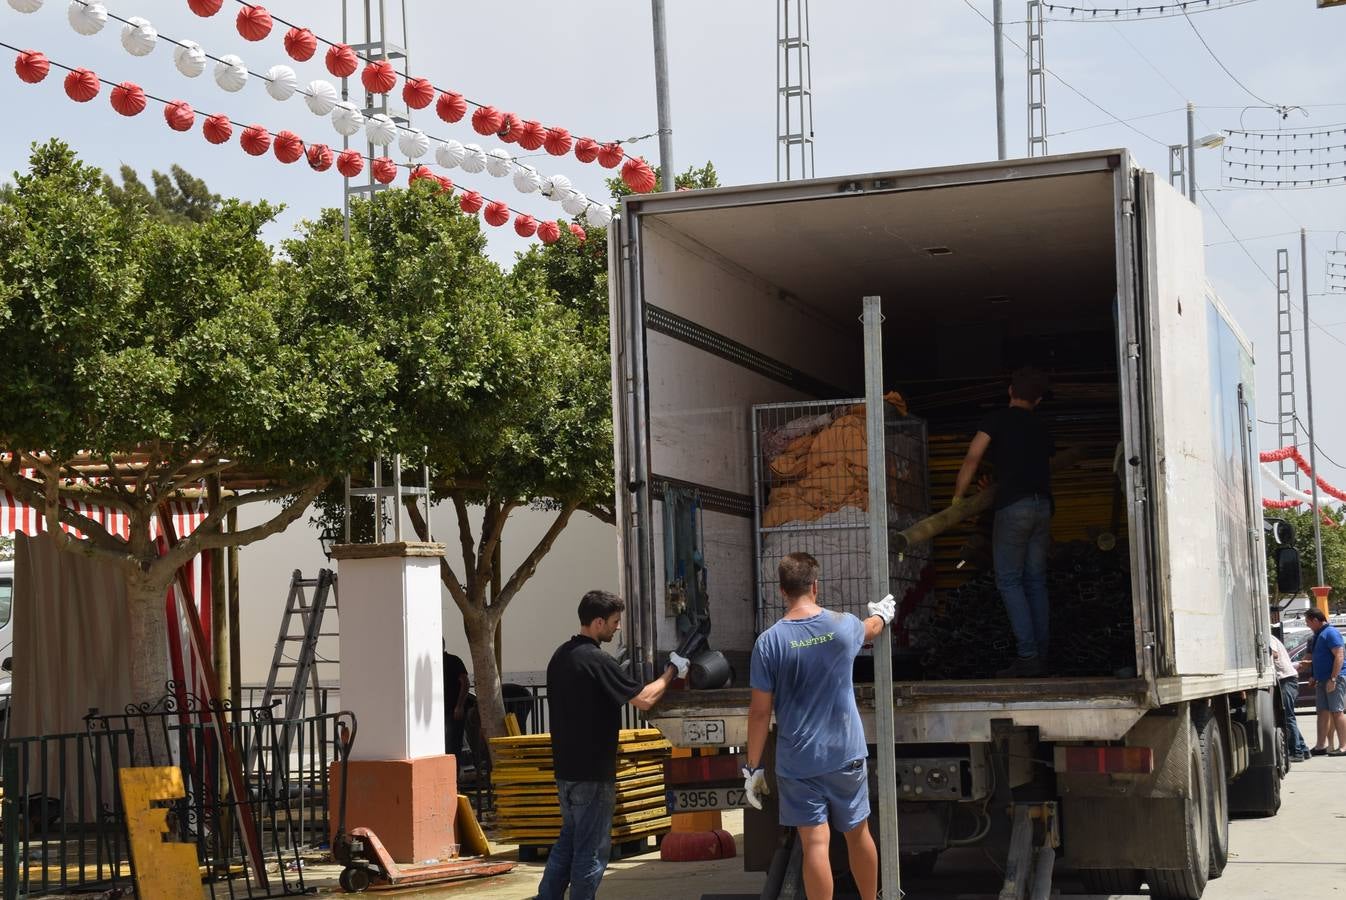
[996,655,1045,678]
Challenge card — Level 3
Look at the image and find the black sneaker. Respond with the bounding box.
[1310,747,1328,756]
[996,656,1045,678]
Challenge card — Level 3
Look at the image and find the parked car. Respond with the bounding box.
[1289,638,1315,710]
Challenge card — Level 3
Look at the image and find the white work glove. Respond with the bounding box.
[742,765,767,810]
[668,651,691,680]
[867,593,896,626]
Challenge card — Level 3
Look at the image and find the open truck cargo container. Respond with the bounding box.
[609,151,1281,898]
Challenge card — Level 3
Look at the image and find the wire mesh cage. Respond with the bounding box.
[752,399,931,636]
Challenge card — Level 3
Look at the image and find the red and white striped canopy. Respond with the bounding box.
[0,490,209,540]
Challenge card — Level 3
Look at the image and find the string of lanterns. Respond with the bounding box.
[6,41,593,244]
[9,0,649,220]
[1039,0,1259,20]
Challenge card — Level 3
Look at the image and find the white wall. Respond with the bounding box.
[234,501,619,688]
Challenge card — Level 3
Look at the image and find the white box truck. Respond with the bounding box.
[608,151,1284,898]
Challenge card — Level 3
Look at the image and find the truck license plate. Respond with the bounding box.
[681,718,726,745]
[667,786,749,813]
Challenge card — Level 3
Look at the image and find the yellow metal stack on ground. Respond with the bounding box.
[490,729,673,855]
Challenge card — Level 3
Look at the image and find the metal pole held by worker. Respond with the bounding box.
[1301,227,1326,585]
[861,296,901,899]
[994,0,1006,159]
[651,0,675,190]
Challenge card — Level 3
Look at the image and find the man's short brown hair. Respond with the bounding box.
[578,590,624,626]
[779,552,820,599]
[1010,367,1050,404]
[1305,607,1328,624]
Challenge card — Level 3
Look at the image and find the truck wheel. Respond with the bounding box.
[1078,869,1142,893]
[1144,718,1210,900]
[1199,716,1229,879]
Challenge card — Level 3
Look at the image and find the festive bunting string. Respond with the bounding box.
[3,41,592,245]
[1259,446,1346,504]
[1039,0,1260,20]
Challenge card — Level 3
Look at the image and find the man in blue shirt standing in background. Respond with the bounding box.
[742,551,896,900]
[1304,607,1346,756]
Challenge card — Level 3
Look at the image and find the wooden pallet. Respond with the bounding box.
[515,834,659,864]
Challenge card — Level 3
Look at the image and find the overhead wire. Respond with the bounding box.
[1180,5,1282,111]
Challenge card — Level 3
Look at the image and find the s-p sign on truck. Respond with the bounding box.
[609,151,1286,898]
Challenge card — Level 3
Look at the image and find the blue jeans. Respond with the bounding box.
[1280,677,1310,757]
[993,495,1052,659]
[537,780,615,900]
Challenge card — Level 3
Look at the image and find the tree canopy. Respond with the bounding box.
[102,164,222,225]
[1266,505,1346,608]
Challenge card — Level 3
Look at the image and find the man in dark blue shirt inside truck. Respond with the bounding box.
[743,551,896,900]
[952,367,1056,678]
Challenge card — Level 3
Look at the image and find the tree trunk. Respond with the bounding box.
[124,568,173,764]
[463,609,506,762]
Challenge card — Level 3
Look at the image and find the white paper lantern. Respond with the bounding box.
[68,0,107,35]
[304,80,338,116]
[512,165,542,194]
[264,65,297,101]
[562,191,589,217]
[330,102,365,137]
[485,148,513,178]
[585,203,613,229]
[214,55,249,93]
[120,16,157,56]
[173,40,206,77]
[398,128,430,160]
[365,113,396,147]
[459,144,487,174]
[9,0,43,14]
[543,173,572,200]
[435,139,466,169]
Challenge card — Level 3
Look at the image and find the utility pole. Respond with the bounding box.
[1026,0,1048,157]
[1186,102,1197,203]
[1301,228,1326,585]
[994,0,1006,159]
[651,0,675,190]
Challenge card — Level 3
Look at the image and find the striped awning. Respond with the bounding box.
[0,491,209,540]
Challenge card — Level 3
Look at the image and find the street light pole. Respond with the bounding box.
[651,0,675,190]
[994,0,1006,160]
[1186,102,1197,203]
[1301,227,1327,585]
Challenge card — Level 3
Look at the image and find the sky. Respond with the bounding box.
[2,0,1345,498]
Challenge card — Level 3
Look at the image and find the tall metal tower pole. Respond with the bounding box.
[776,0,816,180]
[1167,144,1186,193]
[1186,102,1197,203]
[1026,0,1048,157]
[1300,228,1326,585]
[342,0,409,227]
[1275,248,1299,489]
[994,0,1006,159]
[651,0,675,190]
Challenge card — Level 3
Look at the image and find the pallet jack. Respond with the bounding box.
[330,716,516,892]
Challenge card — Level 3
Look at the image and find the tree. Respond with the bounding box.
[1266,505,1346,609]
[102,164,221,225]
[0,141,398,718]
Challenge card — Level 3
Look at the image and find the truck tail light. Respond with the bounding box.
[1057,746,1154,775]
[664,754,741,786]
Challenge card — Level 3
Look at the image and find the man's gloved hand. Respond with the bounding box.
[867,593,896,626]
[742,766,767,810]
[668,652,691,680]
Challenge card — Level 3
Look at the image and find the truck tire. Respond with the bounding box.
[1228,689,1282,818]
[1199,716,1229,879]
[1144,718,1210,900]
[1078,869,1142,893]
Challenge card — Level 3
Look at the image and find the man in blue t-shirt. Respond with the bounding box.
[1304,607,1346,756]
[743,551,895,900]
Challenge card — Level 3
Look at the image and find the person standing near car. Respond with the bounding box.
[952,367,1056,677]
[1270,633,1310,762]
[537,591,690,900]
[1303,608,1346,756]
[742,552,895,900]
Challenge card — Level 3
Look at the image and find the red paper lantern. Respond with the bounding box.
[188,0,223,16]
[498,113,523,143]
[326,44,359,78]
[164,100,196,132]
[372,156,398,184]
[621,156,657,193]
[236,6,273,42]
[483,201,510,227]
[241,125,272,156]
[574,137,600,163]
[537,220,560,244]
[513,214,538,238]
[283,27,317,62]
[458,190,484,214]
[361,60,397,95]
[597,143,625,169]
[306,143,333,172]
[203,114,233,144]
[15,50,49,85]
[518,120,547,151]
[336,149,364,178]
[274,130,304,164]
[403,77,435,110]
[409,165,436,186]
[63,68,100,103]
[544,127,572,157]
[569,222,587,243]
[471,105,503,136]
[434,175,454,194]
[436,91,467,123]
[110,82,146,117]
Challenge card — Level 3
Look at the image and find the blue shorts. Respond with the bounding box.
[777,758,870,832]
[1317,678,1346,713]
